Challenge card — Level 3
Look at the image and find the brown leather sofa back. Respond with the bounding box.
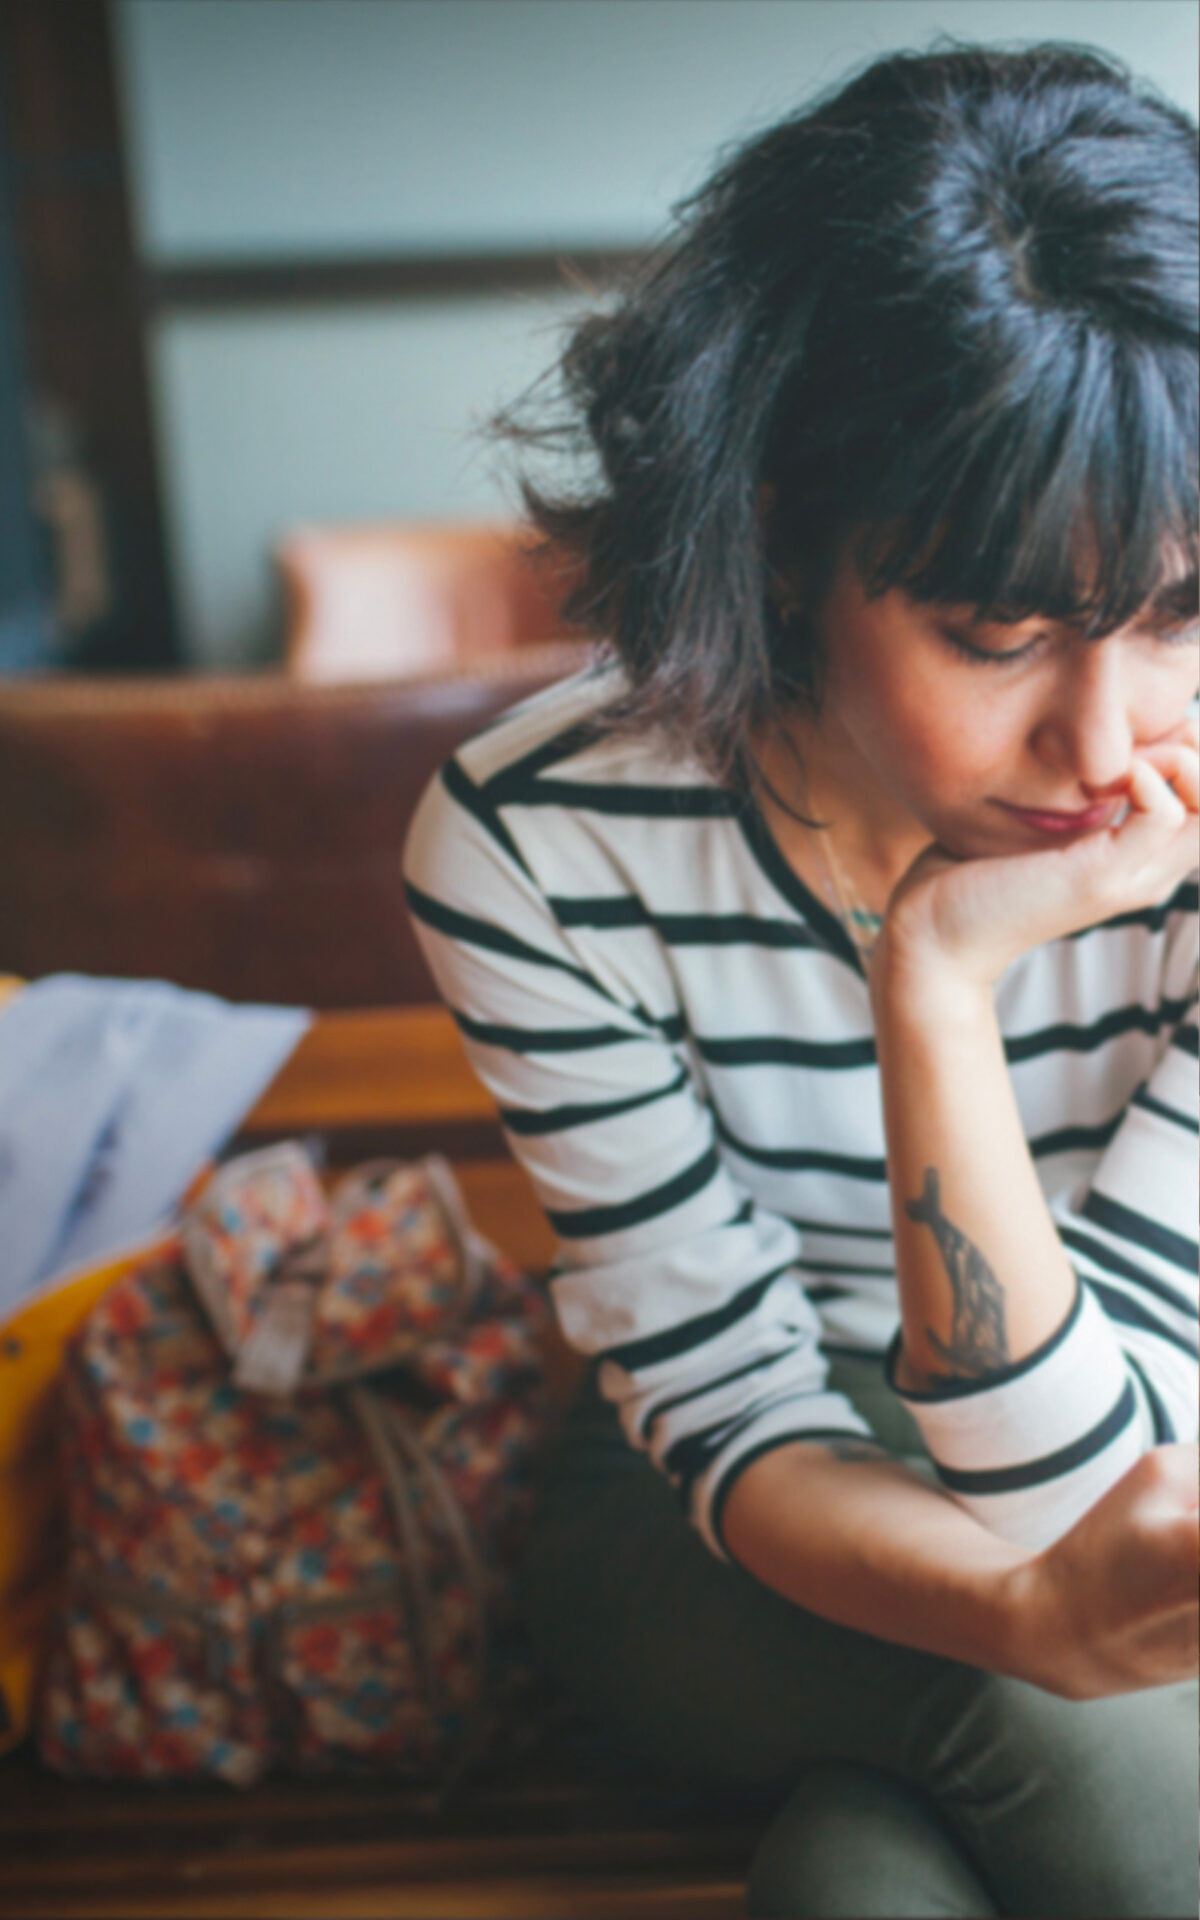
[0,644,584,1008]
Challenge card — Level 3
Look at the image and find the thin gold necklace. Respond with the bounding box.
[753,728,884,965]
[809,824,884,966]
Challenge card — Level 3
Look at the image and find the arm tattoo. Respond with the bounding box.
[905,1168,1010,1377]
[817,1437,890,1464]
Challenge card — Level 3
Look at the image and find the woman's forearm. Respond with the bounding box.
[721,1434,1199,1698]
[869,950,1076,1390]
[721,1438,1031,1674]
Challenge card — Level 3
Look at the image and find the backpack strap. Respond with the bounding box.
[414,1154,491,1319]
[346,1382,489,1789]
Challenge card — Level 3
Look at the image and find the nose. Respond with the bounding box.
[1030,640,1134,793]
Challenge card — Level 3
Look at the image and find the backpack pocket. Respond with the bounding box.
[269,1578,441,1774]
[39,1570,267,1786]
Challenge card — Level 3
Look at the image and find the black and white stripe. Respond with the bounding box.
[404,665,1199,1557]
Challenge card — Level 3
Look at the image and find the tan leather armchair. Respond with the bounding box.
[276,522,585,682]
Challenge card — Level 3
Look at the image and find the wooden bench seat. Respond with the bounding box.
[0,1002,760,1919]
[0,1746,760,1918]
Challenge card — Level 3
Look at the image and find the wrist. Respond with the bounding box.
[990,1552,1077,1694]
[906,1507,1044,1678]
[869,929,995,1029]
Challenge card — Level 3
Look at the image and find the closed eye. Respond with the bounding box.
[1138,618,1200,647]
[938,624,1044,667]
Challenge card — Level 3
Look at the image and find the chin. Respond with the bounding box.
[923,817,1012,861]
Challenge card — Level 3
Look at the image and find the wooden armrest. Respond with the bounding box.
[243,1004,494,1132]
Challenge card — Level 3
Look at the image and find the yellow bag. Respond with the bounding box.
[0,975,320,1753]
[0,1232,179,1754]
[0,962,186,1751]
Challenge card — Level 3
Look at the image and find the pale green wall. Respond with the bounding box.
[146,290,587,665]
[112,0,1200,667]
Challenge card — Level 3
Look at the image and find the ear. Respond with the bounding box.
[759,486,805,620]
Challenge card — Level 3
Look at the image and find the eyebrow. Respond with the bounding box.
[1143,572,1200,624]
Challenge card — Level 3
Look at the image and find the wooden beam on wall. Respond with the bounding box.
[140,247,647,313]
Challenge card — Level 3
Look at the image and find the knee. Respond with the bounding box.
[746,1762,997,1919]
[922,1665,1195,1808]
[914,1671,1199,1919]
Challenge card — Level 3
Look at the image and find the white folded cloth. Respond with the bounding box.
[0,974,310,1313]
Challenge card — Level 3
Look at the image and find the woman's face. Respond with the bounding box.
[810,548,1200,860]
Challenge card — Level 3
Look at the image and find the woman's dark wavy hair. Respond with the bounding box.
[499,41,1199,792]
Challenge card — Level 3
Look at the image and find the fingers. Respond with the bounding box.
[1123,1447,1200,1608]
[1096,760,1194,901]
[1137,737,1200,813]
[1124,756,1191,827]
[1137,1446,1200,1550]
[1146,1442,1200,1513]
[1140,1515,1200,1618]
[1159,711,1200,753]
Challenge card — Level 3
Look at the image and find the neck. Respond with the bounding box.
[753,708,931,908]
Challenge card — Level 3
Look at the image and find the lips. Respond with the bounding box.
[995,798,1120,835]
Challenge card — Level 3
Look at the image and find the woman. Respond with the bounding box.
[404,43,1198,1918]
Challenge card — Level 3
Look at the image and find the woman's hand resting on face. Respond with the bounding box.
[872,717,1199,1000]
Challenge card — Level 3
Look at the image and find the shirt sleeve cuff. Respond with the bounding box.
[885,1282,1147,1547]
[699,1393,876,1562]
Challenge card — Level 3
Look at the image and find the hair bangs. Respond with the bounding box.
[497,45,1198,787]
[858,329,1198,636]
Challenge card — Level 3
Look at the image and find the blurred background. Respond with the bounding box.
[1,0,1196,678]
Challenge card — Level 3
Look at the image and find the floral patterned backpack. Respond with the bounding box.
[37,1141,552,1788]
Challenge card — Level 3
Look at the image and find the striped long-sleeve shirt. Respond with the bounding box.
[403,664,1200,1557]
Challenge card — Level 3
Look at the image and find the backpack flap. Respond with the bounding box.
[306,1156,482,1386]
[182,1144,494,1394]
[183,1141,328,1394]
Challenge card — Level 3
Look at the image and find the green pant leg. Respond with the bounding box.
[746,1763,998,1918]
[909,1664,1199,1920]
[520,1362,963,1791]
[519,1360,1199,1918]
